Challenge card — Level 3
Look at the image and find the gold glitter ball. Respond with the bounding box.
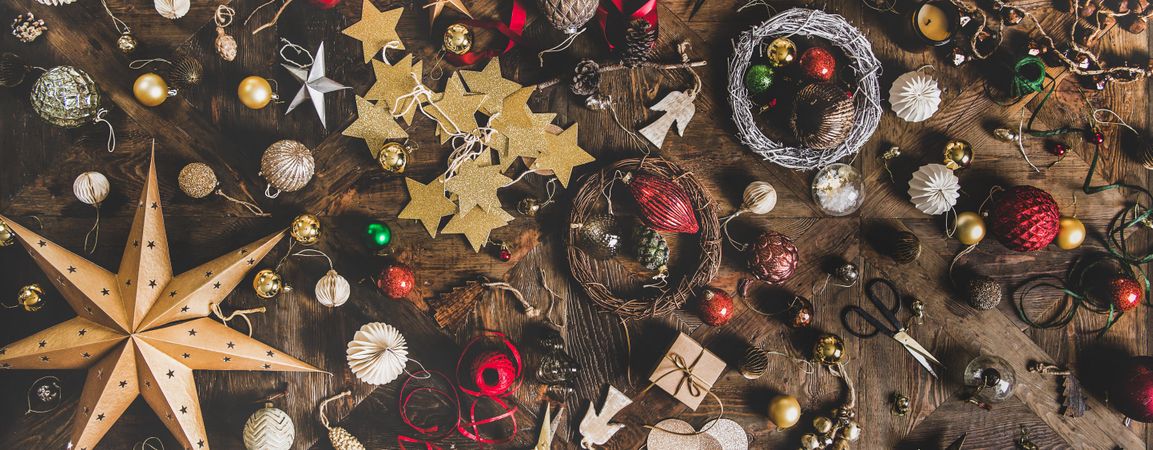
[178,162,218,199]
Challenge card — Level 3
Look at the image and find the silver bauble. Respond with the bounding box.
[31,66,102,128]
[259,140,315,197]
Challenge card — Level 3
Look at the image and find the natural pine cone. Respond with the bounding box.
[570,59,601,96]
[621,19,656,67]
[329,427,366,450]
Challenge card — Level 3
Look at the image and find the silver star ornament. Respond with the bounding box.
[284,42,351,128]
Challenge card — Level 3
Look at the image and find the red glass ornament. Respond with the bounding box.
[697,287,734,326]
[799,47,836,82]
[377,263,415,299]
[1048,142,1068,157]
[987,186,1060,252]
[1110,356,1153,422]
[498,247,512,262]
[624,173,699,234]
[1089,129,1105,144]
[1104,276,1144,312]
[309,0,340,9]
[747,231,799,283]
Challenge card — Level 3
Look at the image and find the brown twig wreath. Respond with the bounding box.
[567,158,721,320]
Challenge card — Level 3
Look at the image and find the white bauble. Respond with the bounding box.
[316,269,350,307]
[242,403,295,450]
[889,71,941,123]
[741,181,778,215]
[347,322,408,385]
[908,164,960,215]
[73,172,110,206]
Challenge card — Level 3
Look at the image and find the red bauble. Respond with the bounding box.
[309,0,340,9]
[987,186,1060,252]
[1104,275,1144,312]
[697,288,734,326]
[625,173,699,234]
[799,47,836,82]
[377,263,415,299]
[1110,356,1153,422]
[747,231,799,284]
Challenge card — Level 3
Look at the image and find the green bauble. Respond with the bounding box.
[364,222,392,250]
[632,225,669,271]
[745,64,774,96]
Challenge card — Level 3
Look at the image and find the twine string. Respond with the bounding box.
[83,207,100,254]
[215,190,270,216]
[279,38,314,69]
[319,390,351,430]
[482,281,539,317]
[538,28,584,66]
[132,437,164,450]
[215,4,235,27]
[210,302,267,336]
[93,109,116,153]
[99,0,131,34]
[637,351,725,436]
[247,0,294,34]
[129,58,173,70]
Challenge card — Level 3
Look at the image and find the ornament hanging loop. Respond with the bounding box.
[279,38,314,69]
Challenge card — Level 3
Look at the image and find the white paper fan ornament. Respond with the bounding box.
[908,164,960,215]
[347,322,409,385]
[889,70,941,123]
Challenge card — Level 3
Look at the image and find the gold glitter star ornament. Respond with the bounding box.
[342,0,405,63]
[532,124,595,187]
[399,177,457,237]
[444,158,511,215]
[459,57,522,116]
[343,95,408,151]
[365,55,424,126]
[441,207,514,252]
[426,74,486,143]
[0,150,320,450]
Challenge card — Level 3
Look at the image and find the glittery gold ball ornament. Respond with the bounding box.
[0,219,15,247]
[768,394,802,429]
[117,33,137,54]
[253,269,283,299]
[17,284,45,312]
[238,75,275,110]
[133,72,173,107]
[178,162,218,199]
[1056,216,1086,250]
[260,140,315,196]
[943,139,974,170]
[291,213,322,245]
[955,211,986,246]
[967,275,1002,310]
[812,333,845,365]
[31,66,102,128]
[443,23,473,55]
[840,421,862,441]
[376,142,407,174]
[765,37,797,67]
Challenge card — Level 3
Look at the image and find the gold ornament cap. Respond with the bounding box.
[117,32,138,54]
[443,23,473,55]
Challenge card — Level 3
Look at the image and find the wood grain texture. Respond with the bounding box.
[0,0,1150,449]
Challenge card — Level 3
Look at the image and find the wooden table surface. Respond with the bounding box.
[0,0,1150,448]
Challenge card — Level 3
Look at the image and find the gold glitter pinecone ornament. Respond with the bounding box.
[216,27,237,61]
[328,427,365,450]
[967,275,1002,310]
[620,19,656,67]
[11,13,47,43]
[571,59,601,96]
[538,0,596,33]
[790,83,856,150]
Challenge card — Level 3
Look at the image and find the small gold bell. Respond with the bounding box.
[117,32,137,54]
[253,269,283,299]
[376,142,408,174]
[290,213,322,245]
[0,219,15,246]
[993,128,1021,143]
[892,393,911,416]
[443,23,473,55]
[17,284,44,312]
[943,139,974,170]
[517,197,541,217]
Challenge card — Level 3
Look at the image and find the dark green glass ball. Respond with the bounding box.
[745,64,774,96]
[365,222,392,249]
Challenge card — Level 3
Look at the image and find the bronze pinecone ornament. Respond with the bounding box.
[571,59,602,96]
[621,19,656,67]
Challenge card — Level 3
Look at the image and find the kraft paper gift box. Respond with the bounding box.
[647,332,726,410]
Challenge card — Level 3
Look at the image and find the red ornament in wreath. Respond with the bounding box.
[987,185,1060,252]
[624,172,700,233]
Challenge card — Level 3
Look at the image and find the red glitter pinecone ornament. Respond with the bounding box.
[747,231,798,284]
[377,263,415,299]
[624,172,699,234]
[696,287,734,326]
[987,186,1060,252]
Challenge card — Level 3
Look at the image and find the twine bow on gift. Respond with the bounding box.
[638,350,725,436]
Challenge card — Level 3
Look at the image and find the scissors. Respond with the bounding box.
[534,402,564,450]
[840,279,945,378]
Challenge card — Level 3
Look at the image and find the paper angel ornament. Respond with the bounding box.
[908,164,960,215]
[346,322,409,385]
[889,70,941,123]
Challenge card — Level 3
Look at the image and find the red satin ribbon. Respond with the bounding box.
[398,370,459,450]
[596,0,660,51]
[453,331,523,444]
[445,0,527,66]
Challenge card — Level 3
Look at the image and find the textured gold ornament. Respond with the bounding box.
[260,140,315,196]
[891,231,922,264]
[813,416,834,434]
[133,73,173,107]
[765,37,797,67]
[955,211,986,246]
[215,27,237,61]
[116,33,137,53]
[376,142,408,174]
[441,207,514,252]
[17,284,44,312]
[812,333,845,365]
[740,345,769,380]
[399,177,457,238]
[238,76,276,109]
[0,219,15,246]
[291,213,322,245]
[459,57,522,115]
[342,0,405,63]
[329,427,366,450]
[253,268,284,299]
[343,96,408,151]
[1056,216,1086,250]
[943,139,974,170]
[531,124,594,187]
[178,162,218,199]
[443,23,473,55]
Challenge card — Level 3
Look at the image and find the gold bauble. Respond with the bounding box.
[839,421,862,442]
[18,284,44,312]
[955,211,986,245]
[813,416,834,434]
[376,142,407,174]
[238,75,275,110]
[831,438,852,450]
[291,213,322,245]
[765,37,797,67]
[443,23,473,55]
[813,333,845,365]
[253,269,283,299]
[117,33,137,54]
[943,139,973,170]
[0,219,15,246]
[133,73,172,107]
[767,394,802,429]
[1056,216,1086,250]
[801,434,821,450]
[178,162,219,199]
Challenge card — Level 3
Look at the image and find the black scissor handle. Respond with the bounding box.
[864,278,903,327]
[840,305,894,338]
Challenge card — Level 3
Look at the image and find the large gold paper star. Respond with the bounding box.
[426,74,486,144]
[441,207,514,252]
[531,124,595,187]
[343,95,408,151]
[459,57,522,116]
[342,0,405,63]
[398,177,457,237]
[489,87,556,171]
[444,158,511,215]
[365,56,424,126]
[426,0,473,26]
[0,153,319,450]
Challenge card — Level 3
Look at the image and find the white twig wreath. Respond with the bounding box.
[728,8,882,171]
